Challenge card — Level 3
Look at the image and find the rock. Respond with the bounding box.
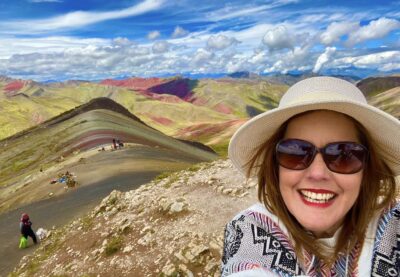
[216,186,224,193]
[137,232,153,246]
[161,261,176,276]
[174,252,189,263]
[169,202,184,214]
[222,188,233,195]
[123,245,133,253]
[36,228,49,241]
[179,264,194,277]
[209,241,220,252]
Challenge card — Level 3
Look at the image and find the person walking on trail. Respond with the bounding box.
[20,213,37,245]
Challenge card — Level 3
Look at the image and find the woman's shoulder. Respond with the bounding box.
[369,200,400,276]
[222,203,302,276]
[226,203,289,234]
[227,203,277,224]
[378,200,400,223]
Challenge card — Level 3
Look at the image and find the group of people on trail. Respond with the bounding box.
[19,213,37,248]
[112,138,124,150]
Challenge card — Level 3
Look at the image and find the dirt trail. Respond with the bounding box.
[0,145,206,276]
[0,171,159,275]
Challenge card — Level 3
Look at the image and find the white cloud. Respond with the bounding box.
[346,17,400,46]
[152,41,170,53]
[172,26,188,38]
[263,45,314,73]
[380,63,400,71]
[147,30,161,40]
[313,47,336,73]
[112,37,135,47]
[332,50,400,71]
[0,36,109,59]
[192,48,214,65]
[0,0,164,34]
[262,25,294,51]
[320,21,359,45]
[207,0,299,21]
[207,35,239,51]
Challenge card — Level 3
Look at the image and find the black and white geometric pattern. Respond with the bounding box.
[221,202,400,277]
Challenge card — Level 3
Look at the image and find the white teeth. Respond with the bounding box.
[300,190,335,203]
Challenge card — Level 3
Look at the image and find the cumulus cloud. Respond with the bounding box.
[346,17,400,46]
[152,41,170,53]
[320,22,359,45]
[313,47,336,73]
[172,26,188,38]
[147,30,161,40]
[192,48,214,65]
[332,50,400,71]
[207,35,239,51]
[263,46,313,73]
[0,38,161,80]
[112,37,135,47]
[262,25,294,51]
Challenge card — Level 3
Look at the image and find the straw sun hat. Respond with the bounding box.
[229,76,400,177]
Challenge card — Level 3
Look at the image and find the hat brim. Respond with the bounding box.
[229,99,400,177]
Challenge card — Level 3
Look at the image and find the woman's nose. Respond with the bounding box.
[306,153,330,180]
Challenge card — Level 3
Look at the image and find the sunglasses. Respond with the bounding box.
[276,139,368,174]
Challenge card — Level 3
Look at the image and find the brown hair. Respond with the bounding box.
[246,110,397,264]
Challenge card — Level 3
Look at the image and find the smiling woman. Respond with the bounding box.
[222,76,400,276]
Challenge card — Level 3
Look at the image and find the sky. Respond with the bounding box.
[0,0,399,81]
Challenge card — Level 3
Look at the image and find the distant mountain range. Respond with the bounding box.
[0,96,218,213]
[0,74,399,155]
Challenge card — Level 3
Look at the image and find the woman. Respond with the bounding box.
[222,76,399,276]
[20,213,37,246]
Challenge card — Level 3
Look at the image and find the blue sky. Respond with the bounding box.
[0,0,399,81]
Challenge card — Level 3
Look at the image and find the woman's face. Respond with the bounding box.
[279,110,363,238]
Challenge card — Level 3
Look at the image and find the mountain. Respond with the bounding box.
[100,77,194,99]
[226,71,260,79]
[0,76,288,155]
[368,86,400,119]
[0,74,399,157]
[263,72,360,86]
[356,76,400,97]
[0,97,217,214]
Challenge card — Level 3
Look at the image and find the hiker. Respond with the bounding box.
[112,138,117,150]
[117,139,124,148]
[20,213,37,245]
[222,77,400,276]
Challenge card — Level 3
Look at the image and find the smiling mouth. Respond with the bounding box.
[299,190,336,204]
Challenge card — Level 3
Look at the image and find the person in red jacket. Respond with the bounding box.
[20,213,37,244]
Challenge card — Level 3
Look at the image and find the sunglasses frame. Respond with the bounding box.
[275,138,369,174]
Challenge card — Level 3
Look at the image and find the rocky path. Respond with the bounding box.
[1,171,158,276]
[12,159,258,276]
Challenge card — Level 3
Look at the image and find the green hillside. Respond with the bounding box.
[0,78,288,148]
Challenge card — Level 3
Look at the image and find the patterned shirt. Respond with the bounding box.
[221,202,400,276]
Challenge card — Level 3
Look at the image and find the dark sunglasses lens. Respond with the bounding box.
[276,140,315,170]
[324,143,366,174]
